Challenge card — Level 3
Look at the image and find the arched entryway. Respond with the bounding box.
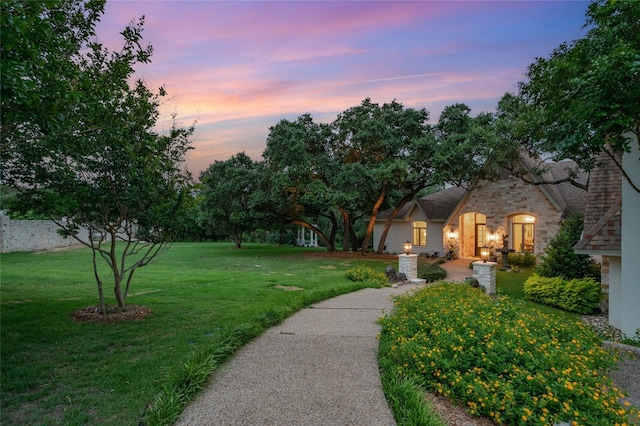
[459,212,487,258]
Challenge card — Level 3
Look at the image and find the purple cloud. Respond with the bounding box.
[95,0,590,175]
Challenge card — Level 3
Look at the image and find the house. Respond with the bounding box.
[374,156,587,259]
[574,135,640,337]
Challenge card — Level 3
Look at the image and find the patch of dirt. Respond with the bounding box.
[424,394,496,426]
[274,284,304,291]
[70,305,152,323]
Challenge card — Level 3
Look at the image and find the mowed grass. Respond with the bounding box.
[0,242,393,425]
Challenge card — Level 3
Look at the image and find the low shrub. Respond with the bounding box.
[345,265,389,288]
[507,251,537,268]
[524,273,601,314]
[379,283,638,425]
[421,263,446,283]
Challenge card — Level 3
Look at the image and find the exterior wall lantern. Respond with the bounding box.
[403,240,412,255]
[481,245,490,262]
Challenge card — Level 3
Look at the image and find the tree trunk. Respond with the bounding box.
[110,235,126,311]
[376,213,398,254]
[361,187,387,253]
[339,209,350,251]
[291,220,334,252]
[233,230,242,248]
[326,212,339,251]
[91,246,107,315]
[376,192,418,254]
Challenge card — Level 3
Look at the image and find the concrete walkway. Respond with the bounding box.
[176,260,473,426]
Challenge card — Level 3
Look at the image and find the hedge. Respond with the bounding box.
[523,273,601,314]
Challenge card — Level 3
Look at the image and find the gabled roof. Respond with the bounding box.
[376,186,466,222]
[376,155,586,224]
[518,157,587,217]
[415,186,467,221]
[574,150,622,255]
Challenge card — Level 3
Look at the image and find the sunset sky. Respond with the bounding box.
[95,1,591,177]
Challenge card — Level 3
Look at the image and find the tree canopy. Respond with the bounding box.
[516,0,640,191]
[198,152,263,248]
[256,99,507,253]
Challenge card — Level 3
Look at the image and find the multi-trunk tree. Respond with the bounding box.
[329,99,436,253]
[1,0,194,314]
[258,99,497,254]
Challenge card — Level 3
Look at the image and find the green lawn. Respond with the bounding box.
[0,243,392,425]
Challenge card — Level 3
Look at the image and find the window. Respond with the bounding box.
[511,214,535,253]
[412,221,427,246]
[475,213,487,257]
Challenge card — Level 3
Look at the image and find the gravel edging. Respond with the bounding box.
[581,316,640,411]
[603,340,640,356]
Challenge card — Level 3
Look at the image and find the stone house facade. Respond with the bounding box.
[445,159,586,259]
[574,149,622,315]
[374,157,586,259]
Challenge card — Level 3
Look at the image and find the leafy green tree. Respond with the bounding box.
[330,99,436,253]
[537,213,598,280]
[1,0,105,147]
[198,152,264,248]
[262,114,340,251]
[517,0,640,192]
[432,103,505,187]
[259,100,500,254]
[1,1,194,314]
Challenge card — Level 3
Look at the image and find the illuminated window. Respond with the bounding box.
[412,221,427,246]
[511,214,535,253]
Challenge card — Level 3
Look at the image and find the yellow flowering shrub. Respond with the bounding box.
[379,283,639,425]
[345,265,389,288]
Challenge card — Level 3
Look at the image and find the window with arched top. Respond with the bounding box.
[511,214,535,253]
[412,221,427,246]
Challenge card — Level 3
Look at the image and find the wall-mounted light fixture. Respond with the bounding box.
[447,228,457,240]
[403,240,412,255]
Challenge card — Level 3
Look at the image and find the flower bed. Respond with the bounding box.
[379,283,639,425]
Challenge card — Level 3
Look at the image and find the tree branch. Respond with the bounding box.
[603,145,640,193]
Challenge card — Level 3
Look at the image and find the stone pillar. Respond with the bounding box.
[472,261,497,295]
[398,254,418,280]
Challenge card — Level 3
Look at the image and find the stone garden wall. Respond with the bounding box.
[0,213,82,253]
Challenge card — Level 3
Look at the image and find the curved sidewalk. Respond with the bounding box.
[176,260,472,426]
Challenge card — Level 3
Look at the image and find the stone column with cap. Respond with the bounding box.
[472,261,497,295]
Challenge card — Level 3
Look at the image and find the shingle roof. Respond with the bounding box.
[376,156,587,223]
[574,150,622,254]
[415,186,467,221]
[376,186,466,221]
[519,157,588,217]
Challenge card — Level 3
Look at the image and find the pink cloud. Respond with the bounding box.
[94,0,590,176]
